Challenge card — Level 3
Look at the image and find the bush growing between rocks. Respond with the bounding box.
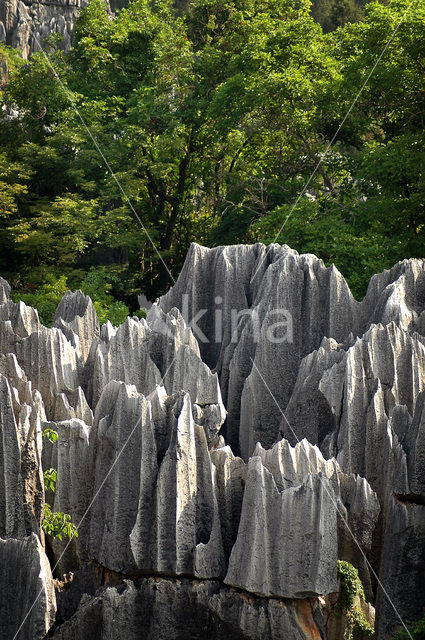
[42,428,78,543]
[329,561,374,640]
[13,268,130,326]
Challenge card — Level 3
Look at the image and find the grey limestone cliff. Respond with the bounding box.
[0,0,89,59]
[0,533,56,640]
[0,243,424,638]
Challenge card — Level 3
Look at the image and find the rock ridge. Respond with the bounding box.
[1,243,424,638]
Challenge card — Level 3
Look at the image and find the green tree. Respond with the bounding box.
[248,0,425,297]
[1,0,330,298]
[1,0,425,303]
[328,0,363,30]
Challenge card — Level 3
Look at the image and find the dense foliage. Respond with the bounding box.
[0,0,424,315]
[334,561,374,639]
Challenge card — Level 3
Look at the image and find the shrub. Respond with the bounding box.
[333,561,374,640]
[133,308,148,320]
[79,266,130,326]
[13,274,68,325]
[42,505,78,542]
[12,266,131,327]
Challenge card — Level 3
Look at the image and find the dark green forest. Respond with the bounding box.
[0,0,424,323]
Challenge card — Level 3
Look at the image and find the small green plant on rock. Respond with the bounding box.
[43,468,57,493]
[43,427,58,444]
[333,561,374,640]
[41,428,78,542]
[42,505,78,542]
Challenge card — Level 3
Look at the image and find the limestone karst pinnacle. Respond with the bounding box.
[0,0,90,59]
[0,243,424,639]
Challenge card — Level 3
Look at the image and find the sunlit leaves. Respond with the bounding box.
[42,504,79,541]
[0,153,31,218]
[42,428,59,444]
[43,468,58,493]
[1,0,425,303]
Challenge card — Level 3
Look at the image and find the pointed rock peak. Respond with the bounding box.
[100,320,116,342]
[54,290,98,325]
[0,276,11,305]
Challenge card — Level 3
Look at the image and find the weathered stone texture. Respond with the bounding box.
[0,0,89,60]
[1,244,425,638]
[50,574,325,640]
[0,533,56,640]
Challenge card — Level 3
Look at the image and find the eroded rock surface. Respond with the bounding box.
[51,573,325,640]
[159,244,425,637]
[0,0,90,59]
[1,244,425,638]
[0,533,56,640]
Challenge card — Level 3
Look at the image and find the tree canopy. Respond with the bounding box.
[0,0,424,319]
